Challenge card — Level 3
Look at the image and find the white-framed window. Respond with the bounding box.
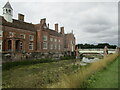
[9,32,13,37]
[20,42,22,50]
[29,35,34,41]
[50,44,53,49]
[0,40,2,51]
[20,34,25,39]
[43,42,47,49]
[43,35,47,41]
[58,39,60,42]
[54,39,57,42]
[54,44,57,49]
[71,41,74,45]
[50,38,53,42]
[29,42,33,50]
[0,31,3,37]
[58,44,60,50]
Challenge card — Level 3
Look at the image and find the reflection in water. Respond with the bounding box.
[80,57,100,66]
[82,57,99,63]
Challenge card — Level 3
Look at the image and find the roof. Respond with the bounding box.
[48,29,62,37]
[65,33,75,39]
[3,1,13,10]
[0,16,36,32]
[35,24,62,37]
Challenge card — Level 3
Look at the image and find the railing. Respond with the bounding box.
[79,49,116,54]
[79,49,115,51]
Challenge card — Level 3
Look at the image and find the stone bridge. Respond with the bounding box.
[79,49,115,54]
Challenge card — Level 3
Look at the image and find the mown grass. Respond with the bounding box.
[86,56,119,88]
[47,54,118,88]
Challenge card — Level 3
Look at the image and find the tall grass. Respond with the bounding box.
[47,54,119,88]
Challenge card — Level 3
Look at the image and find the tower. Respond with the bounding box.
[3,1,13,23]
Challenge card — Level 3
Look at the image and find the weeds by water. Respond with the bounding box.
[3,56,75,70]
[2,54,118,88]
[47,54,118,88]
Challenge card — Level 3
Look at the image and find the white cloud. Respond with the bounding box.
[0,1,118,45]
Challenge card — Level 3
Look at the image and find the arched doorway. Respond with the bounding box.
[8,40,12,51]
[15,40,20,51]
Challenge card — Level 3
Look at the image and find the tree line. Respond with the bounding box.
[76,43,117,49]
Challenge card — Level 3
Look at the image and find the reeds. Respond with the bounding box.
[47,53,118,88]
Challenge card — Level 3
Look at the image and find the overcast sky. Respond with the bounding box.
[0,0,119,46]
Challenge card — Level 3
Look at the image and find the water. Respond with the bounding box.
[82,57,99,63]
[80,57,100,66]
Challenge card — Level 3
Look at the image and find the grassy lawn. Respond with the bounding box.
[86,56,119,88]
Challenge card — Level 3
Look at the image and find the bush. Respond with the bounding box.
[2,58,57,70]
[60,56,75,60]
[3,56,76,71]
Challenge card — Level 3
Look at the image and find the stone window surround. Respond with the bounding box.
[0,40,2,51]
[9,32,14,37]
[20,41,22,50]
[54,38,57,42]
[20,34,25,39]
[50,38,53,42]
[58,44,60,50]
[58,39,60,42]
[29,42,33,50]
[43,42,47,49]
[54,43,57,49]
[29,35,34,41]
[43,35,48,41]
[0,31,3,37]
[50,44,53,50]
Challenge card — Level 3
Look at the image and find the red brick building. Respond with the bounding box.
[0,2,76,61]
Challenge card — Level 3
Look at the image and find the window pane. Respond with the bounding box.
[29,35,34,41]
[0,31,3,37]
[43,42,47,49]
[43,35,47,41]
[29,42,33,50]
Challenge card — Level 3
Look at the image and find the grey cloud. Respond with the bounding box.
[82,24,111,33]
[0,2,118,45]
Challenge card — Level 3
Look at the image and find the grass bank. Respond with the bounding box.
[47,54,118,88]
[2,59,81,88]
[3,56,75,70]
[86,56,119,88]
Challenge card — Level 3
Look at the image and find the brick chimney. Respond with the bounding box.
[55,23,58,32]
[40,18,46,24]
[18,13,24,21]
[60,27,64,34]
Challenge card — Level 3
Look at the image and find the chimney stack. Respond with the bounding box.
[55,23,58,32]
[18,13,24,22]
[40,18,46,24]
[60,27,64,34]
[48,23,49,29]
